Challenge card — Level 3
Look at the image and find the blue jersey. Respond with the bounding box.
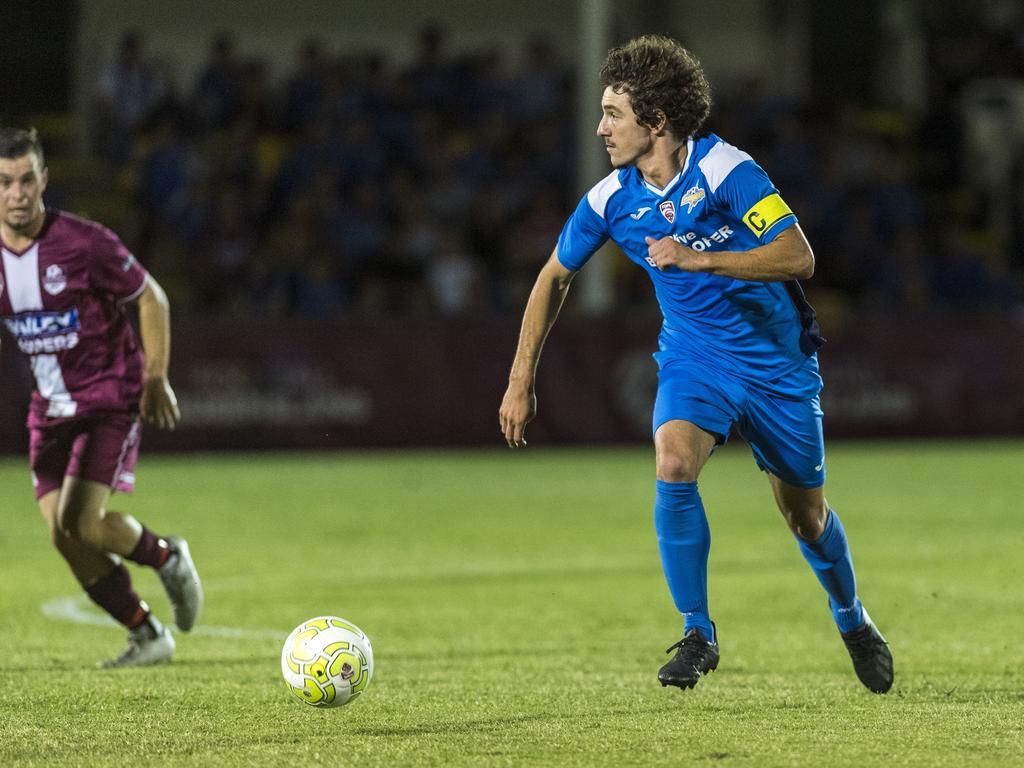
[557,133,823,393]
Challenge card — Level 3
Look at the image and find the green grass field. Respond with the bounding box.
[1,441,1022,767]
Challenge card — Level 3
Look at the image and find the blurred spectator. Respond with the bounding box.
[425,228,487,317]
[294,255,348,318]
[862,226,933,316]
[189,185,257,311]
[929,220,1021,316]
[136,113,197,246]
[92,30,169,164]
[404,25,453,113]
[193,32,240,131]
[205,116,260,190]
[283,38,327,132]
[511,36,572,123]
[328,179,388,264]
[501,186,566,309]
[237,58,278,131]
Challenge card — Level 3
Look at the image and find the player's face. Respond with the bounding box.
[0,151,48,235]
[596,86,654,168]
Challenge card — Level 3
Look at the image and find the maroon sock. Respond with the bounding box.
[126,526,171,569]
[85,564,148,628]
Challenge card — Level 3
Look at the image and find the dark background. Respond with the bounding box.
[2,0,1023,451]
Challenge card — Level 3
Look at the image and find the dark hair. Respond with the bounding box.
[600,35,712,139]
[0,127,45,166]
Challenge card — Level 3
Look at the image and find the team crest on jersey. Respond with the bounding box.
[658,200,676,223]
[43,264,67,295]
[681,185,706,213]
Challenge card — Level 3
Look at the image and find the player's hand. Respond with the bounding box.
[645,236,706,272]
[499,383,536,448]
[140,376,181,431]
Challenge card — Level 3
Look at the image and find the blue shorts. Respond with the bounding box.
[652,357,825,488]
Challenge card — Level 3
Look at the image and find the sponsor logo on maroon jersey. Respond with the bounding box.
[4,308,81,354]
[43,264,67,296]
[659,200,676,223]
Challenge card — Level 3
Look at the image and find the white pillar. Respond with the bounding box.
[575,0,616,315]
[878,0,928,114]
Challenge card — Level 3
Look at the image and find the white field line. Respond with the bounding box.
[41,595,284,640]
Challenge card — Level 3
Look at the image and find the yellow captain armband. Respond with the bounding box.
[741,193,793,237]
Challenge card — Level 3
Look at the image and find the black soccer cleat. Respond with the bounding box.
[841,612,894,693]
[658,625,720,690]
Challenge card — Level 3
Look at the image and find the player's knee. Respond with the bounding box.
[58,509,101,548]
[656,449,701,483]
[785,502,828,541]
[55,512,77,541]
[50,524,80,558]
[79,518,107,549]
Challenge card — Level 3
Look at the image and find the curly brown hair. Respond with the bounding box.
[599,35,711,139]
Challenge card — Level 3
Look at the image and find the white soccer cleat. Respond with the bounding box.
[99,617,175,669]
[158,536,204,632]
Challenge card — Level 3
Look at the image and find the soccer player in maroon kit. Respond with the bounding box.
[0,128,202,667]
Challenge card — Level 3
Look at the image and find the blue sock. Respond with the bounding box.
[797,509,864,633]
[654,480,714,642]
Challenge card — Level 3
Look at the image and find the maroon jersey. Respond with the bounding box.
[0,209,149,427]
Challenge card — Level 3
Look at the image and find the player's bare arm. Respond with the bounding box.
[136,275,181,430]
[645,223,814,281]
[499,250,576,448]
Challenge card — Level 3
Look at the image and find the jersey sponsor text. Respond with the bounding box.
[670,226,735,252]
[4,309,82,354]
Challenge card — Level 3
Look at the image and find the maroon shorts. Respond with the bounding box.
[29,413,142,499]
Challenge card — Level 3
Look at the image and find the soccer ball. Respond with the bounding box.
[280,616,374,708]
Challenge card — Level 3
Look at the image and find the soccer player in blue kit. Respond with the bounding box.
[499,35,893,693]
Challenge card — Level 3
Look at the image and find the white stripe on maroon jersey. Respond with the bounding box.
[2,244,77,416]
[2,244,43,310]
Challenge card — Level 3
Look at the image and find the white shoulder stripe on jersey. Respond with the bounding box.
[698,140,754,194]
[116,273,149,305]
[586,170,623,219]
